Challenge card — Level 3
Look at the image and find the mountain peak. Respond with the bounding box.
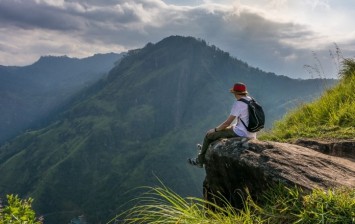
[158,35,203,45]
[36,55,71,62]
[32,55,75,67]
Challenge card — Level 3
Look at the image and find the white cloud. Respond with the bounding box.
[0,0,354,78]
[0,27,127,66]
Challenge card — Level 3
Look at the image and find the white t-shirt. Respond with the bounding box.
[230,96,257,139]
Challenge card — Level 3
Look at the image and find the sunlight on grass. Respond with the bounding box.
[109,183,355,224]
[261,57,355,142]
[109,183,261,224]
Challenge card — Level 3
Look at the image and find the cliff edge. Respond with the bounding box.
[203,137,355,208]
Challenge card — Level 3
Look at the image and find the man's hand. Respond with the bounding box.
[207,115,236,135]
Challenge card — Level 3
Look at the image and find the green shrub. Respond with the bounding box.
[0,194,42,224]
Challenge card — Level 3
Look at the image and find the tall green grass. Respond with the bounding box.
[110,184,261,224]
[111,184,355,224]
[261,58,355,141]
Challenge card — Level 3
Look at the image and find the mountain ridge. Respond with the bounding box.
[0,53,123,144]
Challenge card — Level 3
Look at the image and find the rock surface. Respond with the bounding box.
[203,137,355,208]
[295,138,355,161]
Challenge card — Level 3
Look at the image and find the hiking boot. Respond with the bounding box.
[187,158,203,168]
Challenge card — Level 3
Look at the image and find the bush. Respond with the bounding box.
[0,194,42,224]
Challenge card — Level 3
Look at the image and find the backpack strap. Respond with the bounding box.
[237,98,252,130]
[238,98,251,105]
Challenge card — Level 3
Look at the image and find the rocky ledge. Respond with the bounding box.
[294,138,355,161]
[203,137,355,208]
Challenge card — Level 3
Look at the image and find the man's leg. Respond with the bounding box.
[197,128,238,164]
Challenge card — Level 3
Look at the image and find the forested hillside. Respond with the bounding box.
[0,53,122,144]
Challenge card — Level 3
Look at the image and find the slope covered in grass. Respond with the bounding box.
[261,58,355,141]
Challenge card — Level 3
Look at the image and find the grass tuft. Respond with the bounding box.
[110,184,355,224]
[109,183,262,224]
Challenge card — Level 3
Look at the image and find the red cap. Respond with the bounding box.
[230,82,248,94]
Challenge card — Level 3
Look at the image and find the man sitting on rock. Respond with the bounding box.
[188,82,258,168]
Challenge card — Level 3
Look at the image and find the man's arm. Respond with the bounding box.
[207,115,236,134]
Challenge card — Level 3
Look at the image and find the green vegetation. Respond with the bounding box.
[261,58,355,141]
[113,184,355,224]
[0,53,122,144]
[0,194,42,224]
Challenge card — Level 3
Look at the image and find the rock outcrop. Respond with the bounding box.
[203,137,355,208]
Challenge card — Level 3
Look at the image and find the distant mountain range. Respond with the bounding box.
[0,53,123,143]
[0,36,336,223]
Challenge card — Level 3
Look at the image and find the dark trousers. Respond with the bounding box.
[198,127,238,163]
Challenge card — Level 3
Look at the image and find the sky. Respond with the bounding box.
[0,0,354,79]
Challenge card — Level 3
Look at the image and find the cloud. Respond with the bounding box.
[0,0,353,78]
[0,0,83,30]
